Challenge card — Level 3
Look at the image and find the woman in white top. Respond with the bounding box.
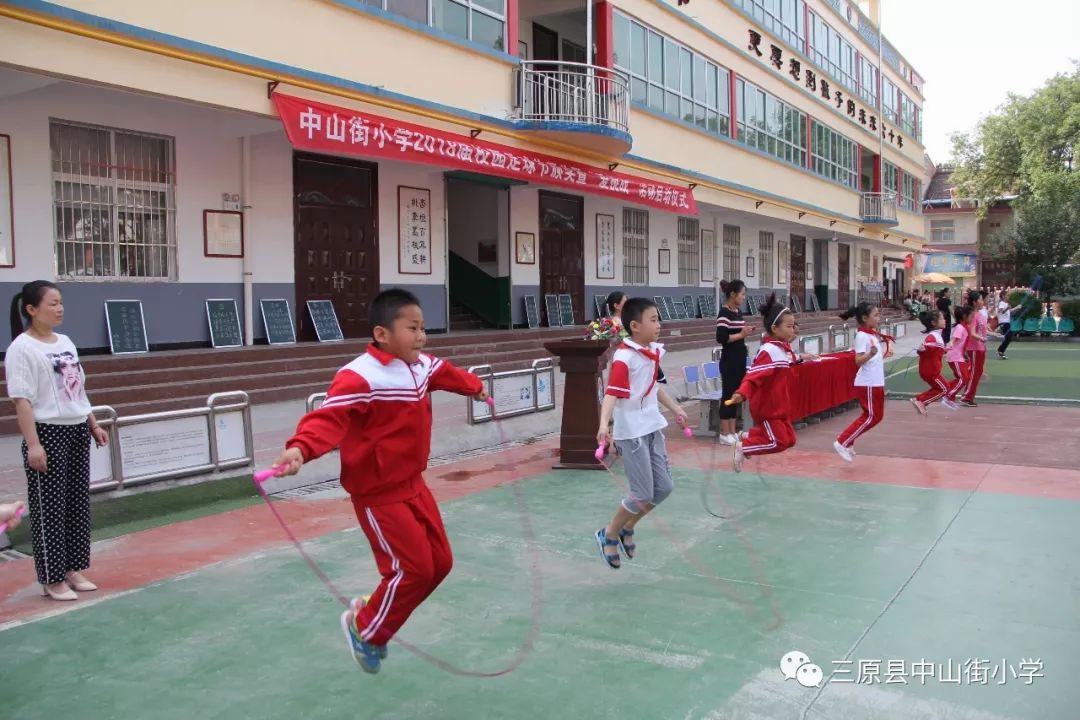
[6,281,108,601]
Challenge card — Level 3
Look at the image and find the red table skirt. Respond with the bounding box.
[790,352,858,421]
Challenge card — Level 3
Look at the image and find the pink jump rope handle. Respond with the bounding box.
[253,466,285,485]
[486,397,495,408]
[595,445,606,462]
[0,505,26,534]
[683,425,693,438]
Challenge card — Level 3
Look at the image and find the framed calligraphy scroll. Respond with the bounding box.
[398,186,431,275]
[595,213,615,280]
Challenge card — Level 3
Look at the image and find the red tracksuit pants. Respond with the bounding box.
[962,350,986,402]
[947,361,971,400]
[353,485,452,646]
[742,417,796,457]
[916,374,950,404]
[837,386,886,449]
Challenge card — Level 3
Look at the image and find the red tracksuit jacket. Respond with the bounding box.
[736,339,797,421]
[286,343,483,506]
[917,329,946,380]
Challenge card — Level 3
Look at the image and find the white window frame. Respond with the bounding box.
[622,208,649,286]
[370,0,506,50]
[722,224,741,282]
[678,216,700,285]
[931,220,955,244]
[50,119,177,282]
[758,231,775,287]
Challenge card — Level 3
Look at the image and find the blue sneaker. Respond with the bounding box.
[340,605,383,673]
[351,596,388,659]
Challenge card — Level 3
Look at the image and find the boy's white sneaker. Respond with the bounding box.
[833,440,854,463]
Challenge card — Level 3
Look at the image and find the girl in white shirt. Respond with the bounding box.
[5,281,109,601]
[833,303,890,463]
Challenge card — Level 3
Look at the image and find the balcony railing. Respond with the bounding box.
[515,61,630,133]
[860,192,899,225]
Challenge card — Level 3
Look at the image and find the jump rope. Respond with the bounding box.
[252,396,542,678]
[253,392,785,678]
[594,411,783,632]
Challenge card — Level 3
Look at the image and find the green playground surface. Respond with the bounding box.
[4,474,262,555]
[2,463,1078,720]
[886,343,1080,402]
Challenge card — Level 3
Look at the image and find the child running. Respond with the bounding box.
[910,309,958,414]
[596,298,688,569]
[272,289,488,674]
[727,294,817,472]
[945,305,974,404]
[959,291,988,407]
[833,303,890,463]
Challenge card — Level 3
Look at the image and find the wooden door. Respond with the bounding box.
[838,243,851,309]
[293,153,378,341]
[790,235,807,310]
[539,192,584,325]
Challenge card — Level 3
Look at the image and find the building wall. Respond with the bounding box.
[0,0,927,247]
[926,212,979,246]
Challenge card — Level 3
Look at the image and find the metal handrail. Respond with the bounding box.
[86,391,254,492]
[860,192,898,222]
[515,60,631,132]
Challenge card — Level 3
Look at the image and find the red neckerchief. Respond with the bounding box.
[762,338,797,364]
[859,328,894,356]
[860,328,895,343]
[620,340,662,399]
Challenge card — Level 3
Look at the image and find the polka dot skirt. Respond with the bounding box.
[21,422,92,586]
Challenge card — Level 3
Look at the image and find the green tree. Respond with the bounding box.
[950,62,1080,292]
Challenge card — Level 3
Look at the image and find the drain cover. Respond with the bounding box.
[0,548,29,562]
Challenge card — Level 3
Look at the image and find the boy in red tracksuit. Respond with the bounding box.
[911,309,955,414]
[272,289,487,675]
[727,295,815,472]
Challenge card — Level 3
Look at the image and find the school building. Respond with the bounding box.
[0,0,927,350]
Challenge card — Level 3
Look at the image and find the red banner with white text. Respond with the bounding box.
[272,93,697,214]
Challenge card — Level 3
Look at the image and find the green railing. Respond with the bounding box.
[448,251,511,328]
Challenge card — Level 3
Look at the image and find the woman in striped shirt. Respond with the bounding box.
[715,280,756,445]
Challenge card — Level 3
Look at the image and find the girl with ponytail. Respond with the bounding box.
[832,302,890,462]
[726,294,816,472]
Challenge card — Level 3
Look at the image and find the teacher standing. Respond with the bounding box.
[5,280,108,601]
[715,280,755,446]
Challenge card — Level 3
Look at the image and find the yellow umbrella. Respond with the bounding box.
[914,272,956,284]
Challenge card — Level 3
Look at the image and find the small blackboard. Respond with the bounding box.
[683,295,696,318]
[594,295,607,319]
[808,293,822,313]
[260,299,296,345]
[662,296,678,320]
[672,300,687,319]
[544,294,561,327]
[104,300,148,355]
[523,295,540,329]
[789,294,802,313]
[306,299,343,342]
[558,294,575,326]
[699,295,713,318]
[653,296,670,321]
[205,299,243,348]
